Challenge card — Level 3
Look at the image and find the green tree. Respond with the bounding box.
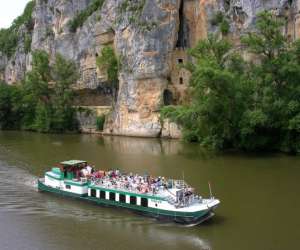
[22,51,79,133]
[162,35,250,149]
[239,11,300,152]
[22,50,51,129]
[0,84,23,129]
[162,11,300,153]
[33,101,51,132]
[50,54,78,132]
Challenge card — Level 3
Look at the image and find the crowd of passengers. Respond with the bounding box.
[70,164,194,197]
[90,169,171,194]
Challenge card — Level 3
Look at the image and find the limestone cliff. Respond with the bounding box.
[1,0,299,137]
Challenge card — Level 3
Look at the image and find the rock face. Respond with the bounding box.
[32,0,108,90]
[1,0,300,138]
[103,0,181,137]
[161,118,182,139]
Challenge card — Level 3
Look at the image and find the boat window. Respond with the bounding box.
[109,192,116,201]
[100,190,106,199]
[130,196,137,205]
[65,185,71,190]
[119,194,126,203]
[141,197,148,207]
[91,189,96,197]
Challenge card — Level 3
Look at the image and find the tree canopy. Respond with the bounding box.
[0,51,78,133]
[162,11,300,153]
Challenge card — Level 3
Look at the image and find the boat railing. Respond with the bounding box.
[90,178,161,196]
[169,179,188,189]
[80,177,88,183]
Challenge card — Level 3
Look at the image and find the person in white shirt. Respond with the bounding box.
[86,165,92,175]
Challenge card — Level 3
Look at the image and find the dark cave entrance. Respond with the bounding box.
[163,89,174,106]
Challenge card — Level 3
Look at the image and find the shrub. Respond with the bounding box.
[69,0,105,32]
[96,115,105,131]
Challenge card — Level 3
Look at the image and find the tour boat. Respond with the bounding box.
[38,160,220,225]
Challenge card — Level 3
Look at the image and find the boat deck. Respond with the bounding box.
[90,181,180,200]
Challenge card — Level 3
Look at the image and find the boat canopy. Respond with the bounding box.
[60,160,87,166]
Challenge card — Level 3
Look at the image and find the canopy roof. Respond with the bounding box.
[60,160,87,166]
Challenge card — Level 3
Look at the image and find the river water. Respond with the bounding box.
[0,131,299,250]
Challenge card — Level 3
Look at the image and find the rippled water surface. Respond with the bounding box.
[0,131,300,250]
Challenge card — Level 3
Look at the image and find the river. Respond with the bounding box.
[0,131,299,250]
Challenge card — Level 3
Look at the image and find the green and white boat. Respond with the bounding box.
[38,160,220,225]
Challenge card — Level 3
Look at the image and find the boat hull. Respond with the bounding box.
[38,180,214,225]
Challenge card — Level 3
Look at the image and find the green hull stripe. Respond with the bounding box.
[38,181,209,218]
[84,196,208,218]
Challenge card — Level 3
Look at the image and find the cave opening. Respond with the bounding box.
[176,0,189,48]
[163,89,174,106]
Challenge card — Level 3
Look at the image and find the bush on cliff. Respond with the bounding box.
[162,11,300,153]
[0,1,35,57]
[68,0,105,32]
[96,115,105,131]
[96,45,119,101]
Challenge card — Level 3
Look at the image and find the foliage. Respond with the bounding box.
[50,54,79,132]
[96,46,119,84]
[119,0,145,15]
[162,11,300,153]
[0,1,35,57]
[239,11,300,152]
[69,0,105,32]
[211,11,230,35]
[96,115,106,131]
[0,51,79,133]
[24,34,32,54]
[0,84,23,129]
[96,46,119,101]
[118,0,153,31]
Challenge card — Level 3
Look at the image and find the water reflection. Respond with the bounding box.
[101,136,183,156]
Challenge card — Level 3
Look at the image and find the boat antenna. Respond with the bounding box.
[208,181,213,199]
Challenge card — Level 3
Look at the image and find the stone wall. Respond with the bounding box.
[167,48,191,105]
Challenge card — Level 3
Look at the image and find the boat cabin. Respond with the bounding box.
[44,160,91,196]
[59,160,88,180]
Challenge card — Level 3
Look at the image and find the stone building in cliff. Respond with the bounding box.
[165,48,191,105]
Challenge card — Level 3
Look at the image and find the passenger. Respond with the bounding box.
[86,165,93,175]
[81,168,89,177]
